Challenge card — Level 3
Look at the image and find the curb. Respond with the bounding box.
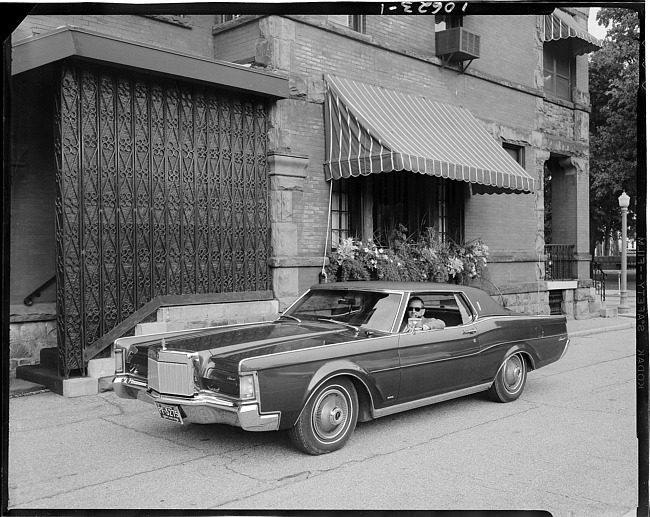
[568,321,635,338]
[9,386,50,399]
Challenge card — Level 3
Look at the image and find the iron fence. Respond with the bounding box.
[544,244,576,281]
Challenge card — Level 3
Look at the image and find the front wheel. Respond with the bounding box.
[488,353,527,403]
[289,378,358,455]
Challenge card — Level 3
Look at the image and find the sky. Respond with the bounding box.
[587,7,608,41]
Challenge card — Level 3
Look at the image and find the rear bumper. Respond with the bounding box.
[113,375,280,432]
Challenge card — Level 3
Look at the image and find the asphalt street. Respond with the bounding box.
[7,325,639,515]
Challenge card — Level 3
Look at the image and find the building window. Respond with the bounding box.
[503,143,525,168]
[434,15,463,30]
[372,173,463,245]
[216,14,241,24]
[332,174,464,248]
[328,15,366,34]
[543,40,573,100]
[348,15,366,33]
[331,180,350,246]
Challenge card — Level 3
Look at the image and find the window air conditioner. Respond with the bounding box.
[435,28,481,62]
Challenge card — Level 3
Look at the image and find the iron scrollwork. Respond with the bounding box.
[55,61,270,377]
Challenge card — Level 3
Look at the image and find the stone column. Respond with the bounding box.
[268,152,309,310]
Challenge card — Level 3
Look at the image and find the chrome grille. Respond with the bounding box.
[147,351,195,396]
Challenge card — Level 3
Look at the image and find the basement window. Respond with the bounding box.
[549,290,563,315]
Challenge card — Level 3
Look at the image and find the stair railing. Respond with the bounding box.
[591,260,607,302]
[23,276,56,306]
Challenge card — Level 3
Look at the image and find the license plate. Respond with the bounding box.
[155,402,183,424]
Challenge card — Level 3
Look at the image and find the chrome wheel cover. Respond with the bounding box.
[311,386,350,443]
[502,354,525,394]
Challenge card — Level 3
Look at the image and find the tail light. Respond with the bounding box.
[114,348,125,374]
[239,373,256,400]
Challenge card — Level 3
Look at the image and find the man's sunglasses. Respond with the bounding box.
[408,306,424,312]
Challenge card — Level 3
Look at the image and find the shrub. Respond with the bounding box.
[324,227,489,285]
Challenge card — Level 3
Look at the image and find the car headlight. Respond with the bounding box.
[239,373,256,401]
[114,348,125,374]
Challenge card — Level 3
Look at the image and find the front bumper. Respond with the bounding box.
[113,375,280,432]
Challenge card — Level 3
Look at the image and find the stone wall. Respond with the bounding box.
[488,283,601,319]
[497,290,551,315]
[9,317,57,377]
[135,300,280,335]
[562,286,600,320]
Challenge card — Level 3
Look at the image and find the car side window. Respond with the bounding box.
[454,294,474,325]
[413,293,465,328]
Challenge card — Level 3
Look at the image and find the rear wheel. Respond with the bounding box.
[289,378,358,455]
[488,353,527,402]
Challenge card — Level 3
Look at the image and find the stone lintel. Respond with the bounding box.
[269,256,327,268]
[492,282,549,295]
[268,152,309,179]
[488,252,541,263]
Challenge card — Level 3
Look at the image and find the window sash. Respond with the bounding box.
[543,42,573,101]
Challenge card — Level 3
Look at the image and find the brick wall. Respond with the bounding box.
[10,68,57,305]
[366,15,436,56]
[465,190,538,253]
[464,15,537,89]
[213,19,261,63]
[13,15,217,58]
[258,16,541,268]
[285,14,538,91]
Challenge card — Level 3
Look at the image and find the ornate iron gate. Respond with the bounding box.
[54,61,270,376]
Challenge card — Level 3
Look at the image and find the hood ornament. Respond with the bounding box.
[161,337,167,350]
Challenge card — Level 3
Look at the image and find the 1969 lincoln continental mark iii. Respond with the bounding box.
[113,282,569,454]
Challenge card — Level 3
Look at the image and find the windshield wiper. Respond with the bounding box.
[316,318,360,333]
[277,313,301,323]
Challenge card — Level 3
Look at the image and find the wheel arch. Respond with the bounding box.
[289,360,376,427]
[500,344,537,373]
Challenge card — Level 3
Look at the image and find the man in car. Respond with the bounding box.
[404,296,446,331]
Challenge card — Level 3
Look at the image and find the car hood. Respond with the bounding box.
[153,320,363,363]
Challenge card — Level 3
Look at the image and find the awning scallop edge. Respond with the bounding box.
[543,9,603,56]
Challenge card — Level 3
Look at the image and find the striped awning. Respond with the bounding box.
[324,75,536,193]
[543,9,602,56]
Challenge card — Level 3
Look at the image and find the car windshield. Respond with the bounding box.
[284,289,402,333]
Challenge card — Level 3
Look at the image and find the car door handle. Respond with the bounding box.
[463,328,477,335]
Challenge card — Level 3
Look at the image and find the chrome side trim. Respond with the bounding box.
[400,350,481,369]
[368,365,401,374]
[371,382,492,419]
[479,333,568,354]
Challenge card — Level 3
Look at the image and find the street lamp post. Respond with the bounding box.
[618,191,630,313]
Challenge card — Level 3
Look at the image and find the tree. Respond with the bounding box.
[589,8,640,256]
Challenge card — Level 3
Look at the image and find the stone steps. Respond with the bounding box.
[16,346,110,397]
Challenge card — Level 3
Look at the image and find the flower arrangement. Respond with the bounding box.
[324,226,489,285]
